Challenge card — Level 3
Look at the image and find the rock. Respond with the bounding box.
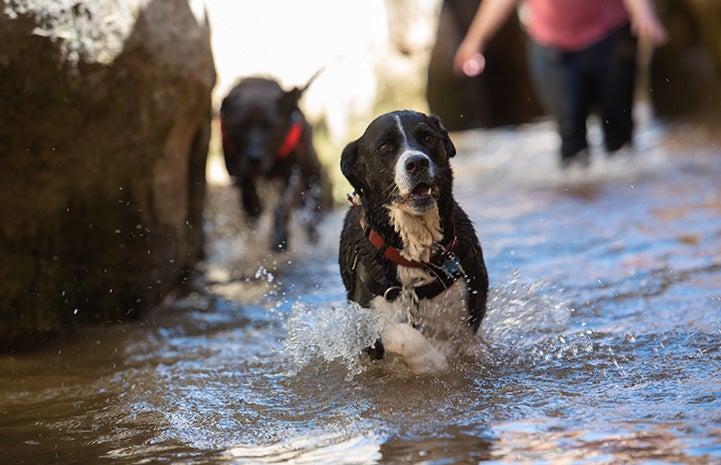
[0,0,216,347]
[649,0,721,119]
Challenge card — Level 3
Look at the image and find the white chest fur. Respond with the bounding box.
[386,204,442,286]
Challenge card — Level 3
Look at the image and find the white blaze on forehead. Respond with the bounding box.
[393,114,409,146]
[392,114,435,195]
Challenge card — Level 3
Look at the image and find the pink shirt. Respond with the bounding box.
[525,0,630,51]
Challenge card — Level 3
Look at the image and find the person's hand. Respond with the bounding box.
[628,3,668,46]
[453,41,486,77]
[631,15,668,45]
[461,53,486,77]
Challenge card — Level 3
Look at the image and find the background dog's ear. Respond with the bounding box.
[429,114,456,158]
[279,69,322,116]
[300,67,323,93]
[279,88,302,116]
[219,94,234,119]
[280,68,323,115]
[340,140,363,190]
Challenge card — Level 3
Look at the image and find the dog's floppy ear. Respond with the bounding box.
[340,140,363,191]
[429,114,456,158]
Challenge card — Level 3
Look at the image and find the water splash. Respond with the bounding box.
[481,272,573,347]
[282,273,577,377]
[284,301,383,379]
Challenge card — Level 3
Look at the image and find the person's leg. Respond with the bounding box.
[527,38,590,165]
[596,25,638,153]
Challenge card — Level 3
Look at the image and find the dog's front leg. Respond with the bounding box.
[380,323,449,375]
[301,179,325,244]
[240,179,263,222]
[272,167,303,251]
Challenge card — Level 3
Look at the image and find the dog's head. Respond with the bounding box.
[220,77,306,177]
[341,110,456,215]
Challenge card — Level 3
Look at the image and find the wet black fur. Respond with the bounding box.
[338,110,489,354]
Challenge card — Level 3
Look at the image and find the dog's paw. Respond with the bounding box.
[380,323,448,375]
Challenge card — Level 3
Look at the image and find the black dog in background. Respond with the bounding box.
[339,110,488,374]
[220,73,331,251]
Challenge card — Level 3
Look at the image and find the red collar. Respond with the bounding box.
[349,194,457,268]
[276,111,304,159]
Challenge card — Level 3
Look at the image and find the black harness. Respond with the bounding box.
[348,201,473,303]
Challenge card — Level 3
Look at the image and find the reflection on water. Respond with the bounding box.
[2,120,721,464]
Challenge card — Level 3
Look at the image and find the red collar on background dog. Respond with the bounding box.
[348,192,458,268]
[276,111,303,159]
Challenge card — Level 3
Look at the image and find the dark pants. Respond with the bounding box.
[527,24,638,162]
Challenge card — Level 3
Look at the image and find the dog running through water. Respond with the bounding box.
[220,72,331,251]
[338,110,488,374]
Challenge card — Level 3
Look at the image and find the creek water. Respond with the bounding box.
[2,118,721,464]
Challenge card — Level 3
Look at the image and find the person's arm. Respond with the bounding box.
[453,0,520,76]
[623,0,668,46]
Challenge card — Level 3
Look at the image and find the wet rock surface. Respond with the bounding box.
[0,0,216,344]
[650,0,721,118]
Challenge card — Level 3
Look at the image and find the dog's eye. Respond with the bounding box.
[378,143,393,153]
[423,134,436,144]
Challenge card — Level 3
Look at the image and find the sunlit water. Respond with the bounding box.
[2,119,721,464]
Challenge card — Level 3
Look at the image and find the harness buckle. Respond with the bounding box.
[383,286,401,301]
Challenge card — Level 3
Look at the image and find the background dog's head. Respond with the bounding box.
[341,110,456,215]
[220,76,308,178]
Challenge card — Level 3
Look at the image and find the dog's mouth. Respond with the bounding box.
[411,182,433,199]
[397,181,437,214]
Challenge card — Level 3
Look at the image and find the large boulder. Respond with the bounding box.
[649,0,721,119]
[0,0,216,347]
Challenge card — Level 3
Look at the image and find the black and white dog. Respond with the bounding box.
[339,110,488,374]
[220,73,330,251]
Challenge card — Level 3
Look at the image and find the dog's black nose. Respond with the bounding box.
[405,154,430,174]
[246,146,265,165]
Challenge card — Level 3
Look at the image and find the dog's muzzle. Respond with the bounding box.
[394,151,437,212]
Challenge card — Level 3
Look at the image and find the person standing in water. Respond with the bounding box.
[454,0,668,168]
